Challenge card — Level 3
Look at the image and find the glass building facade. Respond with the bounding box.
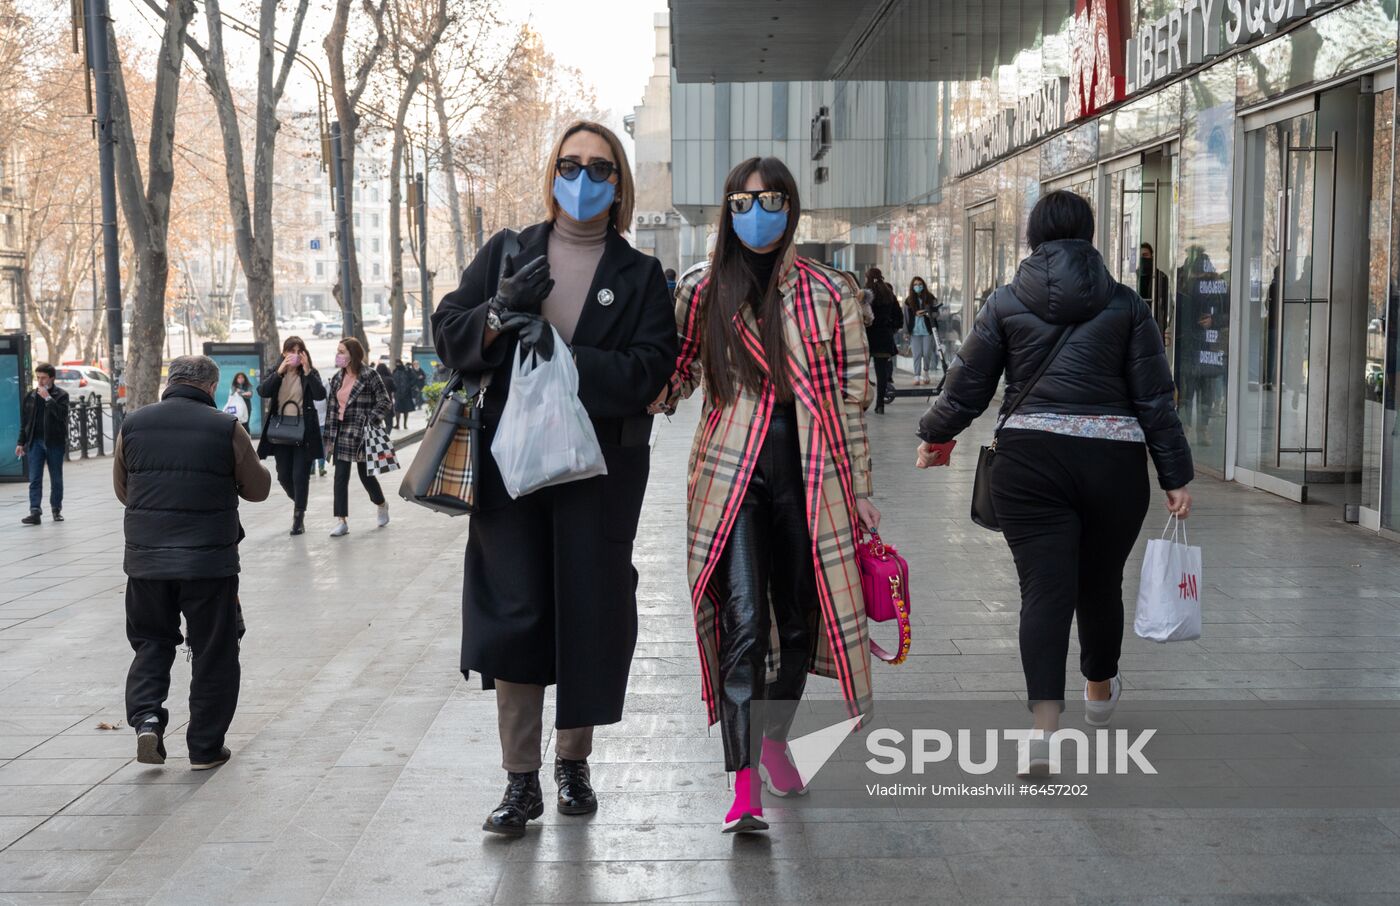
[672,0,1400,539]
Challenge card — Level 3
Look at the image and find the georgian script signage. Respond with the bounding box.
[1127,0,1341,93]
[950,78,1067,178]
[1069,0,1126,119]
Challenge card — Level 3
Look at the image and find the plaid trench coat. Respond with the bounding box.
[670,249,875,726]
[323,367,393,462]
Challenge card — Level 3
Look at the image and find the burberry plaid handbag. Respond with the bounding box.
[396,371,488,516]
[396,229,517,516]
[364,421,400,476]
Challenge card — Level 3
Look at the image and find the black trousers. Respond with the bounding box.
[124,576,241,761]
[272,444,311,512]
[990,430,1150,707]
[715,405,819,771]
[333,458,385,518]
[873,355,895,408]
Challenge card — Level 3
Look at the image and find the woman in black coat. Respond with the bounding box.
[864,266,903,413]
[257,335,327,536]
[431,120,677,837]
[915,191,1193,773]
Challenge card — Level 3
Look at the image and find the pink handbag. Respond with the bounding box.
[856,531,912,665]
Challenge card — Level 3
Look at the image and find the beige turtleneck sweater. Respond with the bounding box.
[542,213,609,344]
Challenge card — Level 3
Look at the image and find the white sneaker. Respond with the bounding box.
[330,521,349,538]
[376,504,390,528]
[1084,674,1122,727]
[1017,733,1053,778]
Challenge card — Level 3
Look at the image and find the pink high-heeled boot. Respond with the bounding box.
[758,737,809,797]
[722,767,768,834]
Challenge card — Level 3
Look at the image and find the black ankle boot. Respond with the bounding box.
[554,757,597,815]
[483,770,543,837]
[21,509,40,526]
[291,511,305,536]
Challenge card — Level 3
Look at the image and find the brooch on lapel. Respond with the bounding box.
[597,288,615,307]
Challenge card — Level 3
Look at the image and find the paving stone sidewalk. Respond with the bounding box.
[1,395,1399,904]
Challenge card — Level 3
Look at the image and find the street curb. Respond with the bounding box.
[392,428,426,451]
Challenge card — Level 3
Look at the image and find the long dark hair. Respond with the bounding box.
[701,156,801,406]
[904,276,928,311]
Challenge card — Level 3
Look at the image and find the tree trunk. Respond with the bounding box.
[388,133,405,364]
[125,248,169,410]
[428,61,467,277]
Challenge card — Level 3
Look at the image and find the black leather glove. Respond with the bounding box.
[493,253,554,316]
[499,311,556,361]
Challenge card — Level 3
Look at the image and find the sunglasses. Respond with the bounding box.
[556,158,618,182]
[727,190,788,215]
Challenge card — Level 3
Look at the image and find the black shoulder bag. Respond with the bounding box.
[970,322,1076,531]
[398,229,518,516]
[265,399,305,446]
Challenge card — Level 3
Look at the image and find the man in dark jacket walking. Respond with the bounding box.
[114,355,271,771]
[15,363,70,525]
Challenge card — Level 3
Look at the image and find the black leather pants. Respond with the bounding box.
[716,405,820,771]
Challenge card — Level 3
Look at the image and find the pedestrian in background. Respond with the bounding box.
[865,266,902,413]
[410,361,426,409]
[433,119,675,837]
[324,338,393,537]
[916,191,1193,773]
[904,277,939,385]
[15,363,69,525]
[656,156,879,834]
[114,355,271,771]
[227,372,254,432]
[392,360,414,430]
[257,336,326,536]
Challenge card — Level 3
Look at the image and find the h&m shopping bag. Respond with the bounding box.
[1134,515,1203,642]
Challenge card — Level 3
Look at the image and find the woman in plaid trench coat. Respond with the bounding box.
[323,338,394,536]
[656,157,879,833]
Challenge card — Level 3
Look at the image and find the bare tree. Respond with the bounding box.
[422,2,517,277]
[383,0,449,362]
[144,0,313,360]
[324,0,390,347]
[107,0,198,410]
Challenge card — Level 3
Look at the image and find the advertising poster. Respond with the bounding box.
[204,342,266,436]
[0,334,28,480]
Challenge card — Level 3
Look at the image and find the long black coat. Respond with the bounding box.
[256,368,327,461]
[431,221,678,729]
[866,282,903,356]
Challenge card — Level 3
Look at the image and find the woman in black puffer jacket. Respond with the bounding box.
[915,191,1193,757]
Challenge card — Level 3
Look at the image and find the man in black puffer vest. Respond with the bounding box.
[114,355,271,771]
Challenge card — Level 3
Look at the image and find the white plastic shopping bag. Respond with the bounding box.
[223,392,249,423]
[1134,515,1203,642]
[491,327,607,499]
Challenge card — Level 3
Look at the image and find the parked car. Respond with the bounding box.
[55,365,113,404]
[361,312,387,329]
[229,318,253,333]
[166,321,186,336]
[288,315,316,332]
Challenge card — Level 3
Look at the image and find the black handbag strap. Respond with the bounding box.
[995,306,1076,440]
[279,401,300,416]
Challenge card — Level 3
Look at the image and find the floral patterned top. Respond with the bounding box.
[1001,413,1146,443]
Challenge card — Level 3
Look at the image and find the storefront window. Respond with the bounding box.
[1384,86,1400,532]
[1175,67,1235,472]
[1235,0,1397,109]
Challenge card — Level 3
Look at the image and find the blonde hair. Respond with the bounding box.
[543,121,634,232]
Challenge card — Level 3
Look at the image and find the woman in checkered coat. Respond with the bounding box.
[655,157,880,834]
[323,338,394,536]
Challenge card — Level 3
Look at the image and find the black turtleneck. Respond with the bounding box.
[740,245,781,314]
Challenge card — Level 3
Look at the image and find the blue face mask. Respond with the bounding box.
[553,172,616,222]
[914,284,924,293]
[732,206,788,250]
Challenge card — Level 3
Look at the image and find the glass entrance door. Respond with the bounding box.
[1237,80,1380,510]
[967,202,997,322]
[1238,107,1335,498]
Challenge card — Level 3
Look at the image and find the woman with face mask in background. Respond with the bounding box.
[256,337,327,536]
[433,121,677,838]
[654,156,880,834]
[322,338,393,537]
[904,277,940,385]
